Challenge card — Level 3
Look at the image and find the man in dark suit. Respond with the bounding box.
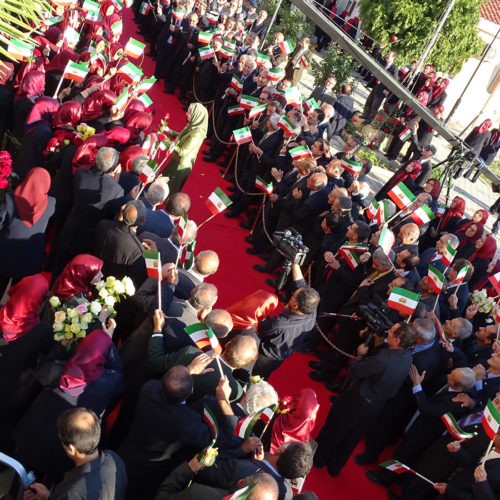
[439,259,474,321]
[197,441,313,500]
[308,76,336,106]
[175,250,220,300]
[253,264,320,378]
[417,233,459,278]
[328,84,355,137]
[149,333,258,403]
[94,200,147,287]
[395,249,420,285]
[136,178,171,237]
[361,50,398,125]
[117,366,216,500]
[54,147,123,275]
[249,9,268,41]
[314,323,416,477]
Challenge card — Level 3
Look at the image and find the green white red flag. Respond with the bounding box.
[172,7,185,21]
[82,0,99,11]
[441,241,457,267]
[183,240,196,270]
[436,203,446,216]
[277,115,296,136]
[63,61,89,82]
[62,26,80,46]
[303,97,319,114]
[284,86,301,107]
[219,45,236,59]
[338,244,369,270]
[387,287,420,316]
[177,210,188,243]
[280,39,294,55]
[233,127,253,145]
[204,404,219,438]
[234,406,276,439]
[378,226,393,255]
[441,413,477,440]
[144,250,161,279]
[137,93,153,108]
[248,104,267,119]
[409,204,435,226]
[433,315,449,343]
[482,399,500,439]
[111,19,123,36]
[380,460,411,474]
[427,264,444,294]
[398,127,411,141]
[206,11,219,24]
[375,199,390,224]
[198,45,215,60]
[289,145,312,160]
[239,95,259,110]
[489,271,500,294]
[388,182,417,210]
[41,16,62,29]
[267,68,284,82]
[256,52,270,66]
[255,176,273,194]
[198,31,213,45]
[300,53,310,68]
[118,62,143,84]
[184,323,222,355]
[124,37,145,59]
[341,157,362,175]
[451,266,469,287]
[139,2,150,15]
[228,105,245,116]
[222,484,257,500]
[139,158,158,184]
[114,89,130,114]
[205,187,233,215]
[230,74,243,92]
[366,199,379,221]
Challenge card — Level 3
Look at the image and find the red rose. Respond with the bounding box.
[158,134,166,141]
[375,116,383,121]
[0,178,9,190]
[0,151,11,163]
[0,165,11,177]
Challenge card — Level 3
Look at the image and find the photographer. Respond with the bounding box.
[252,264,320,379]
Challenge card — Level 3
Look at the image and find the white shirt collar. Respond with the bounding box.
[187,267,204,282]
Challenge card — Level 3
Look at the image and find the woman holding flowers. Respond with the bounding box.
[0,167,55,298]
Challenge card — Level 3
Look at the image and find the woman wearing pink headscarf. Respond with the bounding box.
[429,77,450,109]
[468,234,497,289]
[126,111,152,144]
[81,89,117,131]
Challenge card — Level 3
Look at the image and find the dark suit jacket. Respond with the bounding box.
[137,204,174,239]
[149,344,244,403]
[416,248,446,277]
[249,20,267,40]
[174,268,203,300]
[139,231,180,264]
[94,220,147,286]
[117,379,213,499]
[290,188,330,235]
[329,94,355,137]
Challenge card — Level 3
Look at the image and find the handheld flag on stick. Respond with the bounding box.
[409,205,435,226]
[63,61,89,82]
[280,39,294,55]
[436,203,446,216]
[124,37,146,59]
[387,287,420,316]
[489,271,500,295]
[256,52,270,66]
[433,315,449,342]
[222,484,257,500]
[255,176,273,194]
[205,187,233,215]
[300,53,310,68]
[230,74,243,92]
[248,104,267,120]
[378,226,393,256]
[450,266,469,288]
[183,240,196,270]
[138,158,158,184]
[184,323,223,356]
[203,404,219,438]
[289,145,312,160]
[7,39,35,61]
[338,244,369,270]
[482,399,500,439]
[144,250,161,279]
[340,157,362,176]
[284,87,301,107]
[303,97,319,114]
[398,128,411,142]
[277,115,296,137]
[227,106,245,116]
[118,62,143,84]
[427,264,445,294]
[380,460,436,486]
[233,127,253,145]
[234,406,276,439]
[239,95,259,110]
[199,46,215,60]
[177,210,188,244]
[366,199,379,222]
[267,68,284,82]
[441,241,457,267]
[441,413,477,440]
[198,31,213,45]
[387,182,417,210]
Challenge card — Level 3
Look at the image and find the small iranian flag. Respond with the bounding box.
[184,323,209,350]
[82,0,99,11]
[410,204,435,226]
[111,19,123,36]
[256,52,270,66]
[300,53,310,68]
[388,182,417,210]
[144,250,161,279]
[139,2,150,15]
[339,244,369,270]
[207,328,222,356]
[375,200,389,224]
[137,93,153,108]
[341,157,362,175]
[441,241,457,267]
[118,62,143,84]
[135,77,156,94]
[248,104,267,119]
[234,406,276,439]
[63,61,89,82]
[277,115,296,136]
[489,271,500,294]
[219,45,236,59]
[42,16,62,29]
[230,74,243,92]
[378,226,393,255]
[223,484,257,500]
[198,46,215,60]
[183,240,196,270]
[124,0,133,7]
[139,158,158,184]
[433,315,449,343]
[206,11,219,24]
[110,0,124,10]
[205,187,233,215]
[482,399,500,439]
[380,460,410,474]
[239,95,259,110]
[427,264,444,294]
[387,287,420,316]
[233,127,253,145]
[284,86,301,107]
[255,176,273,194]
[289,145,312,160]
[451,266,469,287]
[114,89,130,113]
[124,37,145,58]
[223,38,237,51]
[267,68,284,82]
[228,106,245,116]
[398,127,412,142]
[172,7,185,21]
[63,27,80,46]
[303,97,319,114]
[441,413,477,440]
[366,199,379,221]
[85,10,101,21]
[203,404,219,438]
[141,133,157,155]
[280,39,294,55]
[177,210,188,242]
[436,203,446,216]
[198,31,213,45]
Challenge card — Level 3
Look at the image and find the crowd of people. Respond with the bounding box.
[1,0,500,499]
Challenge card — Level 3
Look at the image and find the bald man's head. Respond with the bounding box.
[57,408,101,456]
[223,334,258,369]
[161,365,193,403]
[189,283,218,310]
[399,223,420,245]
[194,250,220,276]
[243,472,279,500]
[205,309,233,338]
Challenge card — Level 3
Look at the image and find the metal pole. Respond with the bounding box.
[408,0,457,88]
[445,27,500,125]
[260,0,284,50]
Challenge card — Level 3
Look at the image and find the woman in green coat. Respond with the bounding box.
[164,102,209,193]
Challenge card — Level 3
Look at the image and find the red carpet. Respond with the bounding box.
[121,11,393,499]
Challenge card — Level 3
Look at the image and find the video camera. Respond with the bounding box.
[272,228,309,266]
[358,303,395,339]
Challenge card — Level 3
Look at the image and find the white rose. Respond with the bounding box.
[53,322,64,332]
[49,296,61,308]
[90,301,102,315]
[99,288,109,299]
[113,281,125,294]
[95,280,106,291]
[82,312,93,323]
[122,277,135,296]
[106,276,116,288]
[105,295,116,307]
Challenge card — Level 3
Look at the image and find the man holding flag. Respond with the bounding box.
[439,258,474,321]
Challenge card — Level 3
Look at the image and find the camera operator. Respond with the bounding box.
[252,263,320,379]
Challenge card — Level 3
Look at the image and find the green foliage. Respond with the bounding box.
[259,0,315,45]
[309,44,358,95]
[358,0,484,75]
[357,148,378,165]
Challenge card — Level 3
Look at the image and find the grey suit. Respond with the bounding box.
[139,231,180,264]
[174,268,202,300]
[309,86,336,106]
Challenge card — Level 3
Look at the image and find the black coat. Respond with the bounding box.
[465,129,492,156]
[0,192,55,279]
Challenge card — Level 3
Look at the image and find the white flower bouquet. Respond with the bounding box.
[49,296,101,343]
[94,276,135,316]
[470,289,496,315]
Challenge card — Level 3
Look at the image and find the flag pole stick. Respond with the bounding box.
[52,75,65,99]
[174,243,183,268]
[408,468,436,486]
[249,195,266,235]
[157,276,162,311]
[320,313,356,318]
[453,283,460,296]
[215,355,224,379]
[481,440,495,466]
[198,212,218,229]
[221,146,238,178]
[259,420,271,440]
[135,183,146,200]
[432,294,440,313]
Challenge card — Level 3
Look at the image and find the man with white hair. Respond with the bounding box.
[417,233,459,277]
[137,178,171,237]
